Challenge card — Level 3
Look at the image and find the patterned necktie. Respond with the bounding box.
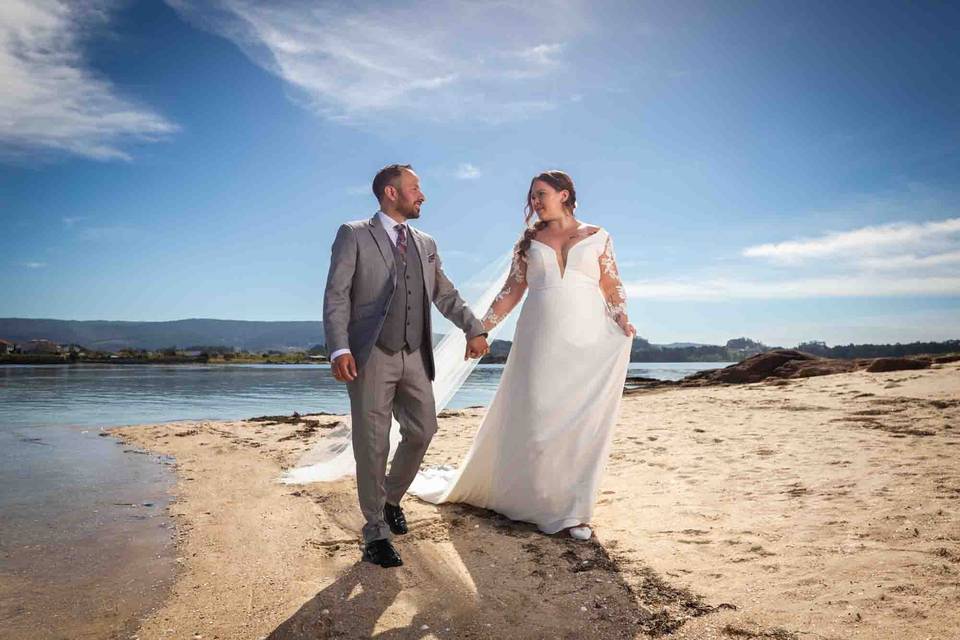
[395,224,407,263]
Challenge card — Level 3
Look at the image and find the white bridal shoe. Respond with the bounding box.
[569,526,592,541]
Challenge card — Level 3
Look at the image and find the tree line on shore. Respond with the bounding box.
[626,337,960,363]
[0,344,327,365]
[2,337,958,365]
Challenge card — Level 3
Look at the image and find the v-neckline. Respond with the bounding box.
[530,228,602,279]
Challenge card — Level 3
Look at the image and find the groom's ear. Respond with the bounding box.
[383,184,399,202]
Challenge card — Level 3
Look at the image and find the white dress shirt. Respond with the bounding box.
[329,211,407,363]
[377,210,407,245]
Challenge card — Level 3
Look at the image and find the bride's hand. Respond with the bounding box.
[465,335,490,360]
[616,314,636,337]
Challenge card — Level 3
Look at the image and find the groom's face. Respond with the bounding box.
[394,170,425,219]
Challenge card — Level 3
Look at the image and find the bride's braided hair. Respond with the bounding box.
[518,170,577,259]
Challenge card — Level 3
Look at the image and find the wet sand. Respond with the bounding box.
[0,429,176,640]
[101,362,959,639]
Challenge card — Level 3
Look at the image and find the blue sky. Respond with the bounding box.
[2,0,959,346]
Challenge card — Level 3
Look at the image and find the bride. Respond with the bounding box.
[409,170,635,541]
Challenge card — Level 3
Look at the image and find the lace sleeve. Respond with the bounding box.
[599,233,628,320]
[481,240,528,331]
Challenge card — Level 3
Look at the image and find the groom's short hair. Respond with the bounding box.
[372,164,413,202]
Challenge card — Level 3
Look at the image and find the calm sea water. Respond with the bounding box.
[0,362,728,431]
[0,361,727,637]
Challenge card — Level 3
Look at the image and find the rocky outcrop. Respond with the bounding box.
[865,357,932,373]
[681,350,833,385]
[625,349,954,393]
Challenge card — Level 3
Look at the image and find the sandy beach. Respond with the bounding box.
[103,361,960,639]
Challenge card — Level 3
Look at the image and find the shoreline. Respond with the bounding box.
[97,362,960,639]
[0,359,740,366]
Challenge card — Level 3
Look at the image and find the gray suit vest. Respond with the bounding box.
[377,231,426,353]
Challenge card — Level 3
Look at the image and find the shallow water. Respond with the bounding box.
[0,426,175,639]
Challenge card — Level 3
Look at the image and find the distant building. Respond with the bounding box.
[0,339,14,354]
[63,343,87,357]
[21,339,61,354]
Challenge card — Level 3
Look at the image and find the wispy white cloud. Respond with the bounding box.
[519,43,563,66]
[22,261,47,269]
[62,216,86,228]
[626,275,960,300]
[626,212,960,301]
[0,0,177,162]
[857,250,960,271]
[454,163,481,180]
[499,43,564,79]
[743,217,960,264]
[167,0,588,123]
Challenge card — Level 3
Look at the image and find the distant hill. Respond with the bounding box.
[655,342,709,349]
[3,318,955,362]
[0,318,325,353]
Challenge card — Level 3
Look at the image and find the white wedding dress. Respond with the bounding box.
[409,226,632,534]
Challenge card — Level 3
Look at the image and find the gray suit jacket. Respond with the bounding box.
[323,214,485,380]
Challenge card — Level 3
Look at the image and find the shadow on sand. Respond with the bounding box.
[267,502,731,639]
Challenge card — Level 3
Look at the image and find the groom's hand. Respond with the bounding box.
[465,335,489,360]
[331,353,358,382]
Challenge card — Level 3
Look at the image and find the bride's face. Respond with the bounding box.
[529,180,569,222]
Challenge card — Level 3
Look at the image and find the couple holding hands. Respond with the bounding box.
[323,164,633,567]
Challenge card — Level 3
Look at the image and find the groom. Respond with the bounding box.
[324,164,489,568]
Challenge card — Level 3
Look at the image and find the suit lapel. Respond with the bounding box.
[367,215,396,283]
[409,227,432,299]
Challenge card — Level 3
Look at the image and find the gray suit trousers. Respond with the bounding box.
[347,344,437,543]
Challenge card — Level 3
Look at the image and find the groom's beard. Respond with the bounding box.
[397,198,422,220]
